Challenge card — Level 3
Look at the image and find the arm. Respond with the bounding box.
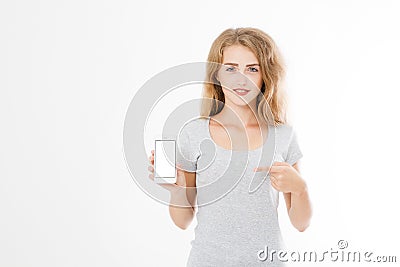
[168,170,197,230]
[283,162,312,232]
[255,160,312,232]
[148,150,197,230]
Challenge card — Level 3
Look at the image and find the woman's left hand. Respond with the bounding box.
[254,161,306,196]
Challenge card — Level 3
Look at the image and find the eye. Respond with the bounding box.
[225,66,236,72]
[248,67,259,72]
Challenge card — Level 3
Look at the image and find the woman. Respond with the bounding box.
[148,27,312,266]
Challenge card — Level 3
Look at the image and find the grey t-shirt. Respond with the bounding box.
[176,117,303,266]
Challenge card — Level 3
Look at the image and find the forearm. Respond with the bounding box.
[289,187,312,232]
[168,190,195,230]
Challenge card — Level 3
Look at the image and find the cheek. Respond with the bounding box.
[218,76,235,88]
[250,75,263,89]
[217,70,230,84]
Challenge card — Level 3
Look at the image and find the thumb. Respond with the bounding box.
[273,161,290,166]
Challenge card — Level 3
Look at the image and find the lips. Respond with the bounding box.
[233,88,250,96]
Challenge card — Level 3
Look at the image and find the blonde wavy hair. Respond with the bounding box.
[200,27,288,126]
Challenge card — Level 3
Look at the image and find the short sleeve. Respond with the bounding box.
[285,129,303,165]
[176,126,197,172]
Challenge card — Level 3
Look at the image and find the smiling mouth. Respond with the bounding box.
[233,88,250,96]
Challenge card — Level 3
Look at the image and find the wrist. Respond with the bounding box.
[293,180,308,197]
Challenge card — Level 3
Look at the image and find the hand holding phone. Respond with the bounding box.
[153,140,176,183]
[148,140,187,194]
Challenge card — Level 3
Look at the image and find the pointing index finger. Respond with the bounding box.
[254,165,284,173]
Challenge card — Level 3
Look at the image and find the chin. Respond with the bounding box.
[227,96,259,106]
[222,89,258,107]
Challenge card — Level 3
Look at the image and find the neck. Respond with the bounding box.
[218,98,260,126]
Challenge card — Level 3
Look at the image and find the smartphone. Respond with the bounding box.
[154,140,176,184]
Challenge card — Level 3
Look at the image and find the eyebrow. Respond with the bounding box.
[223,63,260,67]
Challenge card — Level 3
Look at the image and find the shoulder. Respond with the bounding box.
[180,117,208,135]
[177,117,209,147]
[271,123,303,165]
[176,118,206,160]
[273,123,301,150]
[274,123,295,139]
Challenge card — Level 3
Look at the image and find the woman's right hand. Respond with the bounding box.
[148,150,187,194]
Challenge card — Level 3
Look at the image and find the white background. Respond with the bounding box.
[1,0,399,266]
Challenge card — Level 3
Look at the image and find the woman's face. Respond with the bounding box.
[217,44,263,107]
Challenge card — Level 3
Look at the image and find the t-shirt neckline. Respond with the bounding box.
[205,117,271,152]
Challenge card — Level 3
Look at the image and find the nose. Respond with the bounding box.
[236,69,248,86]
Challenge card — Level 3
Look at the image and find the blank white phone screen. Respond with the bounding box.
[154,140,176,178]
